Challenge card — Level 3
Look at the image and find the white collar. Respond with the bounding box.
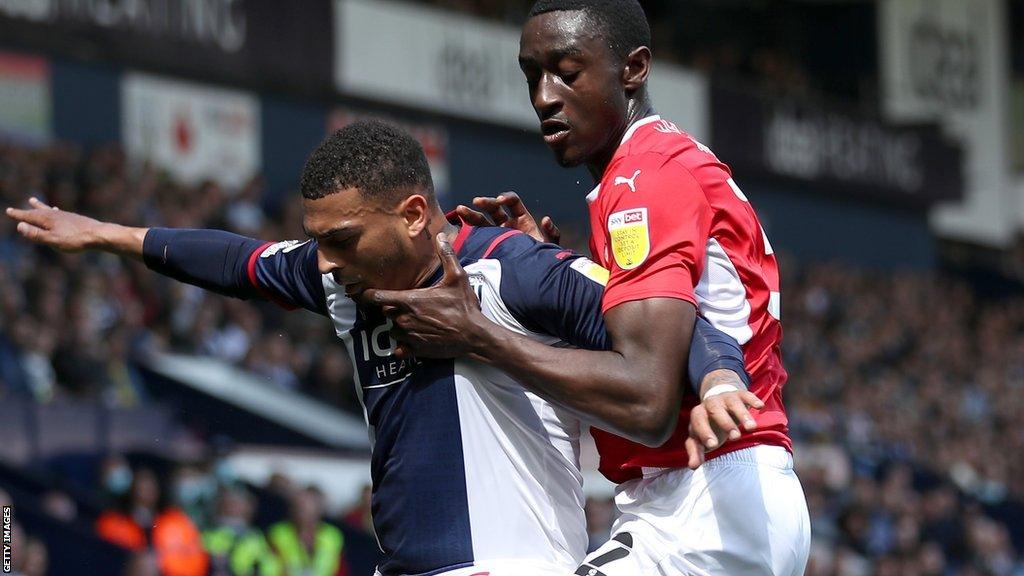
[620,114,661,145]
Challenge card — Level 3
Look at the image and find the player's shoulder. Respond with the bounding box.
[618,117,694,156]
[618,117,731,178]
[461,225,531,260]
[462,226,601,297]
[256,238,318,259]
[462,225,567,266]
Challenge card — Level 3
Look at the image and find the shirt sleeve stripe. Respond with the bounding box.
[481,230,522,259]
[246,242,299,311]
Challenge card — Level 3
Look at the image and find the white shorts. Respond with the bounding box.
[576,445,811,576]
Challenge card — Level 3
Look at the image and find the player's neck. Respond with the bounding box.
[412,215,459,288]
[586,98,656,181]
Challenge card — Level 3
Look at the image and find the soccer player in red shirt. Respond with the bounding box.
[368,0,811,574]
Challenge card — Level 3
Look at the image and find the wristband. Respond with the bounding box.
[702,383,739,401]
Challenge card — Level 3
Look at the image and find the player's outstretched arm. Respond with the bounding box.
[6,197,324,312]
[6,197,148,258]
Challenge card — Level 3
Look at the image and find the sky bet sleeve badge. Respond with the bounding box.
[607,207,650,270]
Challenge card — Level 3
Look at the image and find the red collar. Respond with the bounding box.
[444,209,473,255]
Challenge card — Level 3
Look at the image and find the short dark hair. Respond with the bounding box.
[528,0,651,61]
[300,120,434,204]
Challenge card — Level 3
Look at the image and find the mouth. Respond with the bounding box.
[541,119,571,147]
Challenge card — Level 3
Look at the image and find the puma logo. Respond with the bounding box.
[614,169,642,193]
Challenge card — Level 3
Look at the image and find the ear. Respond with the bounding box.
[399,193,431,238]
[622,46,652,93]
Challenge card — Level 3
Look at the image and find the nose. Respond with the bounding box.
[317,248,342,275]
[533,73,562,119]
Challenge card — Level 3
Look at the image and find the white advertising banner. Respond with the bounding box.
[880,0,1011,245]
[0,51,50,145]
[336,0,534,129]
[334,0,708,138]
[122,73,261,189]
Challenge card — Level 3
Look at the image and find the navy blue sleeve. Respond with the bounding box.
[689,318,750,390]
[491,233,749,393]
[491,233,611,351]
[143,228,327,315]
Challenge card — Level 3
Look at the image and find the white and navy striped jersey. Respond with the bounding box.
[247,225,603,575]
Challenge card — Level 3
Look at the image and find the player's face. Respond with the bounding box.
[519,11,629,168]
[302,190,420,299]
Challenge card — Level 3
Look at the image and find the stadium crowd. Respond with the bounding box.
[1,457,370,575]
[0,142,360,414]
[2,140,1024,574]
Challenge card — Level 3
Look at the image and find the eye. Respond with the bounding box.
[523,70,541,88]
[559,70,581,84]
[329,235,357,249]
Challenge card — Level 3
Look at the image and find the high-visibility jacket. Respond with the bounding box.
[152,508,210,576]
[96,510,147,551]
[267,522,344,576]
[98,507,209,576]
[204,525,282,576]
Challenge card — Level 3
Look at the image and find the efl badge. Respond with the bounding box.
[569,257,610,286]
[608,208,650,270]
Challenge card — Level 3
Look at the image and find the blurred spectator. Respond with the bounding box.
[305,347,357,411]
[170,464,217,530]
[96,466,210,576]
[7,520,27,576]
[340,484,373,535]
[97,467,161,550]
[203,486,280,576]
[246,335,301,391]
[225,177,268,236]
[5,522,46,576]
[21,537,48,576]
[266,472,297,501]
[40,489,78,523]
[123,551,162,576]
[99,453,135,500]
[149,499,210,576]
[267,487,348,576]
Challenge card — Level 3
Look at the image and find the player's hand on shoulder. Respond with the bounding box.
[686,369,764,469]
[5,197,103,252]
[455,191,560,244]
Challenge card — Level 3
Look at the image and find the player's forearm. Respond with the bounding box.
[142,228,265,299]
[469,324,677,446]
[93,222,149,259]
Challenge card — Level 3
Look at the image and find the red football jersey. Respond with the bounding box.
[586,115,791,484]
